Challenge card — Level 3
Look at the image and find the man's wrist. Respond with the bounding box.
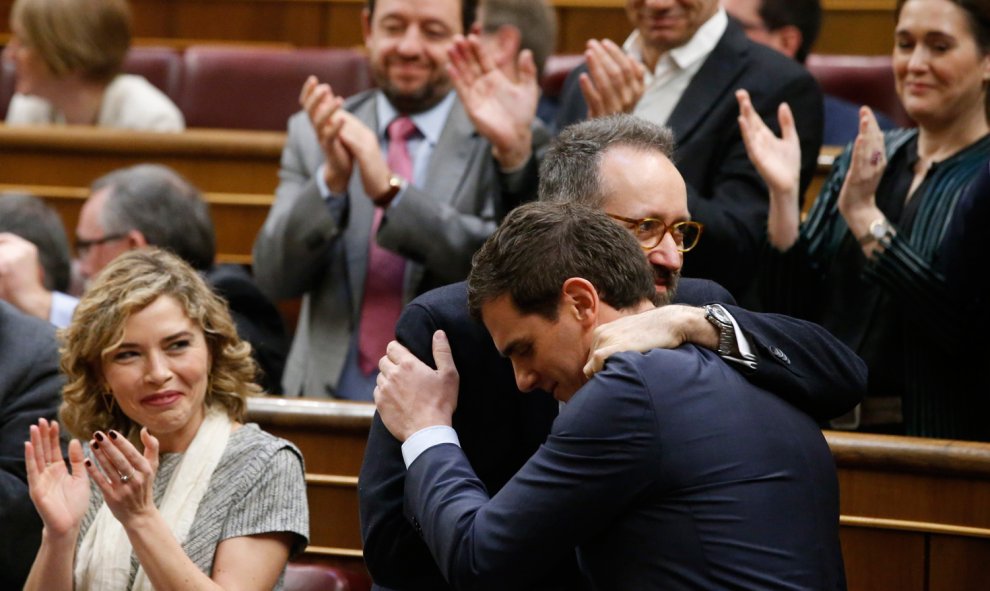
[372,173,404,206]
[401,425,460,468]
[492,128,533,171]
[13,288,53,322]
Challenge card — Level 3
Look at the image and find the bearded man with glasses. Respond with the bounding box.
[359,114,866,591]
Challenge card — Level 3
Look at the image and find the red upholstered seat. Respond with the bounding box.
[121,46,183,102]
[283,562,372,591]
[177,46,373,131]
[806,53,913,128]
[283,563,347,591]
[541,54,584,101]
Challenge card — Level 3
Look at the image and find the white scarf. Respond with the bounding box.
[74,408,232,591]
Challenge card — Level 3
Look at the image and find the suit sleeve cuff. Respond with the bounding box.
[719,306,758,370]
[401,425,461,468]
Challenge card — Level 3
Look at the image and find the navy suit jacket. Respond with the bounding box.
[358,279,864,590]
[555,20,824,299]
[406,347,846,590]
[0,301,63,589]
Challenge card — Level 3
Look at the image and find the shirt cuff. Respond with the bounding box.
[316,164,348,201]
[49,291,79,328]
[401,425,461,468]
[719,307,758,371]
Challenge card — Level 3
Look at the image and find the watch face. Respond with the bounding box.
[707,305,730,324]
[870,220,888,239]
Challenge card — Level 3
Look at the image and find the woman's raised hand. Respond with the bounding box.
[736,89,804,250]
[736,89,802,198]
[84,427,160,527]
[838,106,887,215]
[24,419,91,538]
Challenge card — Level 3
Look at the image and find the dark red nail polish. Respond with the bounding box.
[94,432,104,442]
[93,442,99,450]
[109,431,118,440]
[85,459,92,467]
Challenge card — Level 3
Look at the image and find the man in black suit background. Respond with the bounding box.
[359,115,864,590]
[0,301,62,589]
[554,0,823,298]
[375,201,846,589]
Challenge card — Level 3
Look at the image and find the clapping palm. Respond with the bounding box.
[447,35,538,164]
[25,419,91,537]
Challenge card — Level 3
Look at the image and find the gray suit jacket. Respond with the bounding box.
[0,301,63,589]
[253,90,511,397]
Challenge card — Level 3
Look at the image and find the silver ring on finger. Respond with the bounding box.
[119,473,132,484]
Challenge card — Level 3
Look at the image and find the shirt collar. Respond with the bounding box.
[623,8,728,73]
[376,90,456,145]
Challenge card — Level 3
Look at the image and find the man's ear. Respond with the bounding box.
[361,8,373,48]
[127,229,149,250]
[561,277,598,327]
[491,24,522,69]
[771,25,803,61]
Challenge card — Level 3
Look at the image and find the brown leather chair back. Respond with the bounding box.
[121,46,183,102]
[806,53,913,128]
[177,46,373,131]
[540,54,584,101]
[283,563,348,591]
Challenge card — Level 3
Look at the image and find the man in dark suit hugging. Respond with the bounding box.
[359,115,863,590]
[375,200,846,590]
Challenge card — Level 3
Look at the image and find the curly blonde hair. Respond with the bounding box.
[59,248,261,442]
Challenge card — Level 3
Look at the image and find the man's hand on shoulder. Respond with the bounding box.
[300,75,353,193]
[375,331,460,442]
[584,305,717,377]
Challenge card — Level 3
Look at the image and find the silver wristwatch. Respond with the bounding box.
[703,304,738,358]
[858,217,894,246]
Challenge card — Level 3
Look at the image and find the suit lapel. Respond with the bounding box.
[345,94,380,317]
[667,21,749,145]
[403,98,479,298]
[423,99,476,207]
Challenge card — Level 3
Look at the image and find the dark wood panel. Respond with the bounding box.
[839,527,925,591]
[819,11,897,56]
[929,537,990,591]
[0,126,281,264]
[307,481,363,549]
[0,0,897,56]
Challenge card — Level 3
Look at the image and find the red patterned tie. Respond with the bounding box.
[357,116,416,374]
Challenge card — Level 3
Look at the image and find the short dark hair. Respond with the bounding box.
[481,0,557,77]
[91,164,216,271]
[468,201,657,321]
[760,0,821,63]
[0,193,71,292]
[539,115,675,208]
[367,0,478,35]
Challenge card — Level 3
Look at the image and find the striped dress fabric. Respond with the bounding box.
[78,423,310,589]
[760,128,990,440]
